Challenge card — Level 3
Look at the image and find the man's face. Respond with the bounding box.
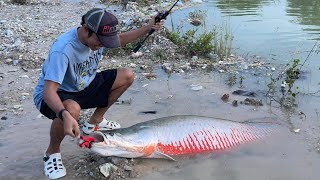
[86,32,103,51]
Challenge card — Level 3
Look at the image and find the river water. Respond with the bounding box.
[166,0,320,93]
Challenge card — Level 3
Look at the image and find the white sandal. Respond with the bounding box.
[82,118,121,134]
[43,153,66,179]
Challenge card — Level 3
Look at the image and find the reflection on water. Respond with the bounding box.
[207,0,320,41]
[287,0,320,38]
[215,0,272,16]
[167,0,320,64]
[287,0,320,26]
[213,0,320,29]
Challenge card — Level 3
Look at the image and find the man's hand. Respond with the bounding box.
[148,16,164,32]
[119,15,164,47]
[62,111,80,138]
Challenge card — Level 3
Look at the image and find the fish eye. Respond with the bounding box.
[108,132,114,136]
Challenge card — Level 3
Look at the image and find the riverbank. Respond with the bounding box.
[0,0,319,179]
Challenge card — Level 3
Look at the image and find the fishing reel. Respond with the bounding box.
[146,11,168,36]
[155,12,168,23]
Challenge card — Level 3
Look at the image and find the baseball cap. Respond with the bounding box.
[83,8,120,48]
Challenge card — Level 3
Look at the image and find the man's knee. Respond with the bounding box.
[121,68,134,84]
[62,99,80,119]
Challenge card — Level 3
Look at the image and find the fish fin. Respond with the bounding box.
[243,116,279,123]
[155,151,176,161]
[139,125,151,129]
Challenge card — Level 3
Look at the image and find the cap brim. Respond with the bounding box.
[97,34,120,48]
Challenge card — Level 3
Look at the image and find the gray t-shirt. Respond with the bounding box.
[33,27,104,110]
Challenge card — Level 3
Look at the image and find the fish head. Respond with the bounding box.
[89,129,157,158]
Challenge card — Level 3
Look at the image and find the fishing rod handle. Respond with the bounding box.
[133,44,142,53]
[147,12,167,36]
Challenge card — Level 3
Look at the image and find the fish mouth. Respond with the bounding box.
[88,130,157,158]
[88,131,142,157]
[89,131,105,143]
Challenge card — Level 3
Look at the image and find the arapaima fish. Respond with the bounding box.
[81,115,280,160]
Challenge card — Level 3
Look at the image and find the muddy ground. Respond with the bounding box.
[0,0,320,180]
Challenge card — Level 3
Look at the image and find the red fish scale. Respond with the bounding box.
[157,125,267,155]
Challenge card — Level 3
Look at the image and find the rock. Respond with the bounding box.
[162,63,172,74]
[221,94,229,102]
[142,73,157,80]
[13,104,23,109]
[19,75,29,78]
[130,52,143,58]
[232,90,256,97]
[181,63,191,71]
[243,98,263,106]
[205,52,218,61]
[293,128,300,133]
[189,18,201,26]
[99,163,118,178]
[124,165,133,171]
[115,98,132,105]
[111,157,127,165]
[232,100,238,107]
[36,114,44,118]
[129,63,137,68]
[21,92,30,96]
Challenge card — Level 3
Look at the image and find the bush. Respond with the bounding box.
[167,29,214,56]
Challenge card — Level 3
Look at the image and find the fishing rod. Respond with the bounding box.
[133,0,180,53]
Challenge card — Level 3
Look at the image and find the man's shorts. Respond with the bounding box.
[40,69,117,120]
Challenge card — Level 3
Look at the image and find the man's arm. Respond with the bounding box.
[43,80,66,115]
[119,17,163,47]
[43,80,80,138]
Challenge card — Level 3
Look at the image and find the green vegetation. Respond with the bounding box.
[167,29,214,56]
[184,29,214,55]
[284,59,300,96]
[166,31,184,46]
[225,73,237,87]
[267,59,301,108]
[166,10,233,59]
[239,75,245,88]
[213,21,233,60]
[154,48,167,60]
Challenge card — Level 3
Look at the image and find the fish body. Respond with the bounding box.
[89,115,279,159]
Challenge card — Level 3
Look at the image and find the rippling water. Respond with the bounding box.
[166,0,320,91]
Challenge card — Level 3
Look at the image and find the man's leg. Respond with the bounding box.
[45,99,81,155]
[88,68,134,124]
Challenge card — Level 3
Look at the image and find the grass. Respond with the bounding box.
[166,10,233,59]
[213,20,233,60]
